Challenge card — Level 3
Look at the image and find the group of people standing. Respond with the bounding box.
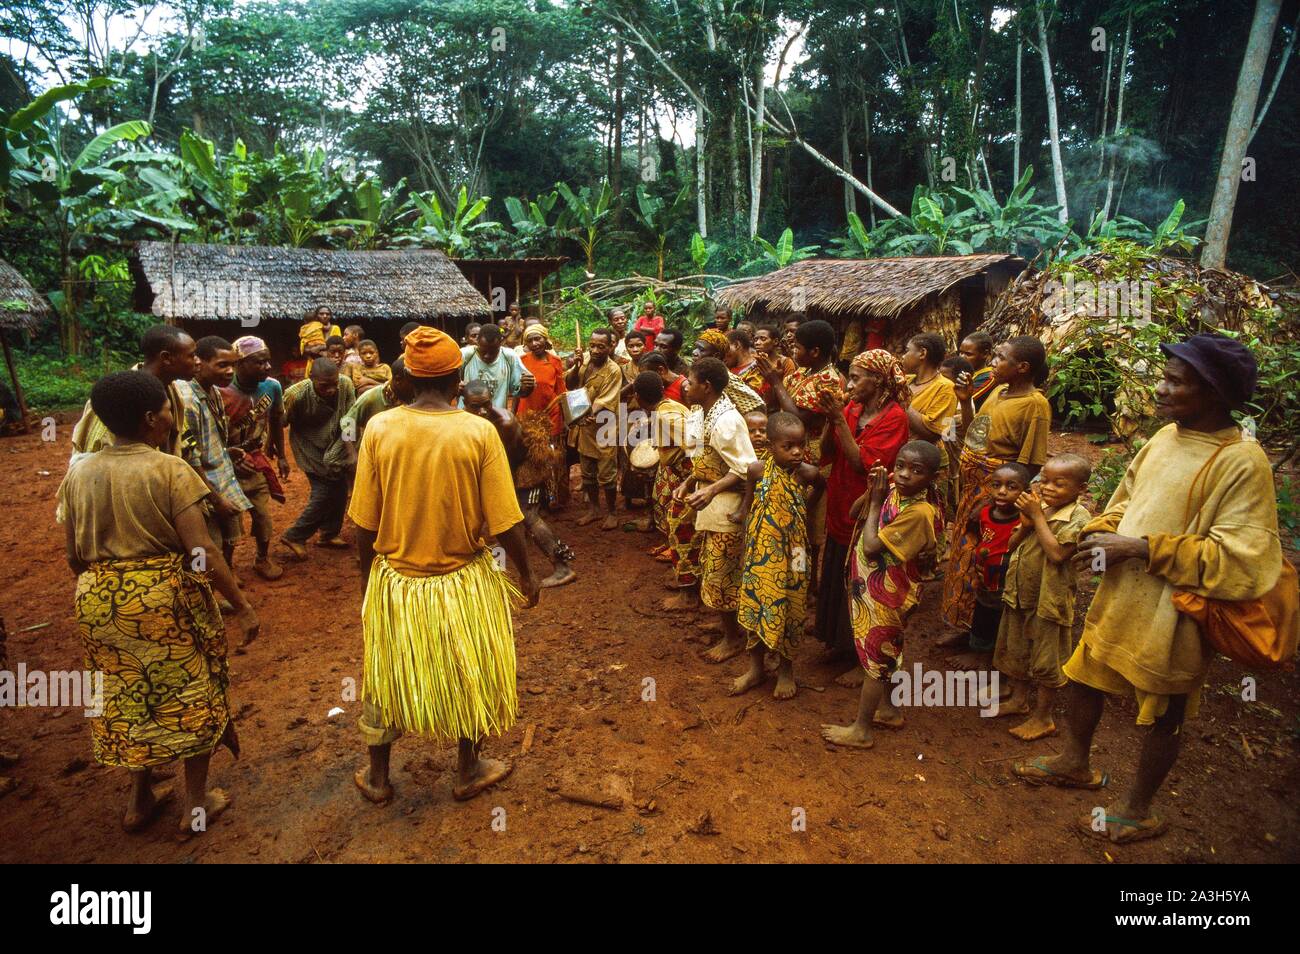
[535,310,1285,846]
[47,294,1287,849]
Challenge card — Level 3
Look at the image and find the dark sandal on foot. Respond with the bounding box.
[1080,812,1166,844]
[1014,756,1109,790]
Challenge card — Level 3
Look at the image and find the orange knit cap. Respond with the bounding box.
[404,326,463,377]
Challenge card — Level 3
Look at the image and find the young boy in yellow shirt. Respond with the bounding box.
[994,453,1092,741]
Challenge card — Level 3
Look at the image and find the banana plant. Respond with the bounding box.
[555,179,613,277]
[689,232,717,272]
[396,185,501,255]
[1,77,118,194]
[828,212,892,258]
[952,167,1068,254]
[347,175,408,249]
[240,145,368,247]
[175,130,259,241]
[882,189,978,256]
[744,227,820,274]
[503,190,560,253]
[1064,200,1204,262]
[8,104,194,353]
[628,183,691,281]
[1149,199,1203,253]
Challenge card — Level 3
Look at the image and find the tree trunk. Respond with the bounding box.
[728,106,742,237]
[740,83,901,218]
[1203,0,1283,269]
[1036,6,1070,222]
[612,39,624,208]
[841,101,856,221]
[749,65,766,239]
[1101,13,1132,221]
[969,0,993,134]
[792,133,901,218]
[1098,41,1113,175]
[60,235,80,358]
[696,119,708,238]
[863,98,876,228]
[895,0,935,186]
[1248,10,1298,146]
[1013,32,1022,186]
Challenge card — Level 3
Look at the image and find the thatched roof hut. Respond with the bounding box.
[0,258,53,431]
[714,254,1027,356]
[130,242,491,370]
[0,258,53,333]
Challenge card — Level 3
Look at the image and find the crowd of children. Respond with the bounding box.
[47,297,1287,848]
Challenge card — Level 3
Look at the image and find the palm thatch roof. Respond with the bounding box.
[714,254,1028,318]
[131,242,491,323]
[0,258,53,333]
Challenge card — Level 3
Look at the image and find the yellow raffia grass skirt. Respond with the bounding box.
[361,550,519,743]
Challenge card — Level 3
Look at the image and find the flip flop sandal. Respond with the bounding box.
[1080,812,1167,844]
[1013,756,1109,790]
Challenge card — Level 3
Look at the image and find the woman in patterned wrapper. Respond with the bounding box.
[58,371,259,838]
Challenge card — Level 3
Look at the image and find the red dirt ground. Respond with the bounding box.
[1,428,1297,864]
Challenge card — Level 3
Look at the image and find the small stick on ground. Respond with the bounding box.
[733,700,759,725]
[558,789,624,810]
[697,705,719,734]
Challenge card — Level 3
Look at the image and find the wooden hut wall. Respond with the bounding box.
[452,261,566,319]
[458,269,540,315]
[737,295,965,358]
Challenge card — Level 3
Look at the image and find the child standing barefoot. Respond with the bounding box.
[822,441,943,748]
[941,336,1051,664]
[732,413,824,700]
[956,463,1031,668]
[678,358,759,662]
[994,454,1092,740]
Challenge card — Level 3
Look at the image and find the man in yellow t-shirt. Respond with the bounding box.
[349,326,539,808]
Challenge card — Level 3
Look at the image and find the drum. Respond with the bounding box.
[629,440,659,472]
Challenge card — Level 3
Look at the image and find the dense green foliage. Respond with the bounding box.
[1,0,1296,415]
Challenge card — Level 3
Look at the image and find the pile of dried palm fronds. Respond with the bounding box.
[981,243,1295,444]
[983,247,1275,343]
